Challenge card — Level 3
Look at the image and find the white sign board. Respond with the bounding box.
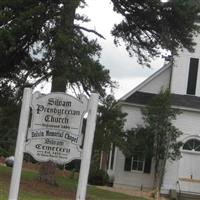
[9,88,98,200]
[25,92,88,164]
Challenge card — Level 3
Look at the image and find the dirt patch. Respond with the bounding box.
[97,186,154,200]
[0,156,5,163]
[22,162,71,177]
[23,162,40,171]
[96,186,169,200]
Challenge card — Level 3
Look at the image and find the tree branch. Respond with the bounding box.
[74,25,106,39]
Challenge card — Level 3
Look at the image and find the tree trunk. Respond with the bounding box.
[155,137,170,199]
[39,0,80,185]
[154,159,166,200]
[156,188,160,200]
[155,172,161,200]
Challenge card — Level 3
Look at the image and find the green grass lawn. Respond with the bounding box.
[0,165,147,200]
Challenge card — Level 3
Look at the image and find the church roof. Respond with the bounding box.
[121,91,200,110]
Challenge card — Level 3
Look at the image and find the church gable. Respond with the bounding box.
[120,58,200,110]
[139,64,171,94]
[120,62,172,101]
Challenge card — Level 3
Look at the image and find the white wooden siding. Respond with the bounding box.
[114,148,154,189]
[114,105,200,194]
[139,66,171,94]
[171,34,200,97]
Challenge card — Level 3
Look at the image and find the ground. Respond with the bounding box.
[0,156,168,200]
[97,186,169,200]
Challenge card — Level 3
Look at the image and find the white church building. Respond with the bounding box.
[107,34,200,198]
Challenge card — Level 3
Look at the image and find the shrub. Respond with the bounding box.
[23,153,38,164]
[88,169,109,186]
[107,175,114,187]
[65,159,81,171]
[0,147,9,157]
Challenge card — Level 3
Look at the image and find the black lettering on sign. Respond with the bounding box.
[48,98,71,107]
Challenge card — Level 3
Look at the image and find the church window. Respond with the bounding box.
[187,58,199,95]
[183,139,200,152]
[124,154,151,173]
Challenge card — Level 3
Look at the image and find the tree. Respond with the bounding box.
[92,95,127,170]
[111,0,200,66]
[1,0,200,95]
[0,101,20,157]
[0,0,199,185]
[125,90,182,199]
[95,95,127,152]
[0,0,114,184]
[0,83,21,157]
[0,0,113,99]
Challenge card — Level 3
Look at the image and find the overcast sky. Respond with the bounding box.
[82,0,165,99]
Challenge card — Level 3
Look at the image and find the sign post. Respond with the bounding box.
[8,88,98,200]
[76,93,99,200]
[8,88,32,200]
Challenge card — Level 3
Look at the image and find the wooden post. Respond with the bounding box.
[76,93,99,200]
[8,88,32,200]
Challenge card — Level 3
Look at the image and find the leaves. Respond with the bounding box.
[125,89,183,188]
[111,0,200,65]
[0,100,20,156]
[142,89,182,161]
[94,95,127,153]
[0,0,113,98]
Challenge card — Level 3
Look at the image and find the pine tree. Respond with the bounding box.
[111,0,200,66]
[0,0,113,99]
[0,0,199,185]
[0,0,200,95]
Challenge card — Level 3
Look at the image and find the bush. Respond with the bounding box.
[88,169,109,186]
[0,147,9,157]
[65,159,81,171]
[107,175,114,187]
[23,153,38,164]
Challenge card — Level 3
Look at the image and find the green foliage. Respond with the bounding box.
[23,153,38,164]
[123,127,154,159]
[90,95,127,175]
[125,89,183,190]
[1,0,200,96]
[0,0,113,174]
[142,89,183,162]
[90,150,101,172]
[94,95,127,153]
[0,0,113,97]
[0,146,9,157]
[0,100,20,156]
[111,0,200,66]
[88,168,109,186]
[0,0,199,155]
[69,169,77,180]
